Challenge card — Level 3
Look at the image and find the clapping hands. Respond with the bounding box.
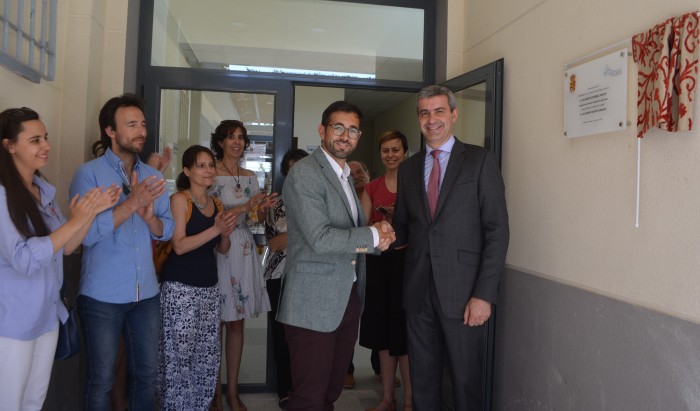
[70,184,121,223]
[250,191,279,212]
[215,209,238,237]
[128,172,166,221]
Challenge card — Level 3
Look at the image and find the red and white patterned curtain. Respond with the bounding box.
[632,12,699,138]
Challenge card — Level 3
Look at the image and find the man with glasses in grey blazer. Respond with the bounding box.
[277,101,395,411]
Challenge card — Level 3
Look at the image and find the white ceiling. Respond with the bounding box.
[155,1,435,130]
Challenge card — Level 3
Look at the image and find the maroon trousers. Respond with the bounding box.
[284,284,360,411]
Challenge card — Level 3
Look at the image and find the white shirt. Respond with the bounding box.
[320,148,379,246]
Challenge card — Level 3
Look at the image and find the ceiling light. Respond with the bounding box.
[226,64,375,79]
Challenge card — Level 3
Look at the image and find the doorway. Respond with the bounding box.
[136,0,502,402]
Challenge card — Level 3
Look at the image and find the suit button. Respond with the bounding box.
[351,259,356,266]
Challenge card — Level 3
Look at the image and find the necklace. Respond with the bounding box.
[221,160,241,189]
[188,190,209,210]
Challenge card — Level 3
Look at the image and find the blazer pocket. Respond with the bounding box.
[297,260,336,275]
[457,249,481,267]
[451,180,475,193]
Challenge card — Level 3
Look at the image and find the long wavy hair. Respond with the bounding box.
[0,107,50,238]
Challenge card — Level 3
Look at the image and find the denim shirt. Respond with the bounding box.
[0,176,69,340]
[69,149,174,304]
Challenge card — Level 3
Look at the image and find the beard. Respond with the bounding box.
[322,137,354,160]
[115,136,145,155]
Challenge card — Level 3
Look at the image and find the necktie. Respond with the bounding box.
[427,150,442,219]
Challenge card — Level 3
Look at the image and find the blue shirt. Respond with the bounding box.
[0,176,69,340]
[69,148,174,303]
[424,136,455,190]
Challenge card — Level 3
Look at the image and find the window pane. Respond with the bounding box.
[454,82,487,147]
[151,0,424,82]
[159,89,275,196]
[0,0,56,82]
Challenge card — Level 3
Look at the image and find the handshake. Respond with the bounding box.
[372,221,396,251]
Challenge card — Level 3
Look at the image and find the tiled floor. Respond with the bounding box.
[231,369,407,411]
[226,323,407,411]
[224,313,406,410]
[221,311,414,410]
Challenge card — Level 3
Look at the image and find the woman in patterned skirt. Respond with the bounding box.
[158,145,237,410]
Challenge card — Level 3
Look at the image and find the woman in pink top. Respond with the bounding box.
[359,130,412,411]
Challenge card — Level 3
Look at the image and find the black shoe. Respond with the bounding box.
[278,397,289,409]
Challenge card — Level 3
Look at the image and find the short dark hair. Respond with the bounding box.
[210,120,250,160]
[0,107,50,238]
[281,148,309,176]
[378,130,408,152]
[415,85,457,113]
[321,101,363,127]
[176,145,216,191]
[93,93,145,157]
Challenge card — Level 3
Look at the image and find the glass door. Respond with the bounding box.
[441,58,504,411]
[158,89,275,197]
[137,0,437,397]
[159,88,275,387]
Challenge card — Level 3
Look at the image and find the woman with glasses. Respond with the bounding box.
[359,130,412,411]
[209,120,276,411]
[0,107,119,410]
[157,145,237,411]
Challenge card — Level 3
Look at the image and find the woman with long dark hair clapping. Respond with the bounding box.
[0,107,119,410]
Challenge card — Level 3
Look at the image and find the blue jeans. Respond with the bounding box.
[78,294,160,411]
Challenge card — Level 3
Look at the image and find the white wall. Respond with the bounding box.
[0,0,130,210]
[450,0,700,323]
[293,86,344,153]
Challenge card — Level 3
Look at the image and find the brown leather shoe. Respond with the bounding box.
[343,373,356,389]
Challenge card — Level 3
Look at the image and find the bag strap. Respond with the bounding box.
[213,197,224,215]
[180,190,194,222]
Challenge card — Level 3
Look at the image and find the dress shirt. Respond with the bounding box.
[0,176,68,340]
[69,148,174,304]
[320,148,379,245]
[424,136,456,190]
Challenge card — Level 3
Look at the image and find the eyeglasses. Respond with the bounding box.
[329,123,362,140]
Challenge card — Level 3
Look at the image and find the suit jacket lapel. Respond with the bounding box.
[413,150,432,222]
[313,149,357,225]
[434,139,467,219]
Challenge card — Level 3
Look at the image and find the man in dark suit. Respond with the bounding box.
[393,85,509,410]
[278,101,395,410]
